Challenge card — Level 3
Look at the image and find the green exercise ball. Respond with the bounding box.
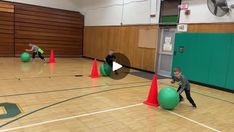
[100,64,107,76]
[20,52,31,62]
[100,63,112,76]
[158,87,179,110]
[103,63,112,75]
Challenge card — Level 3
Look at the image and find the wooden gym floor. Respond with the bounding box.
[0,58,233,132]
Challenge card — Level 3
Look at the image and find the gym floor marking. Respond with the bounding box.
[0,103,220,132]
[0,84,150,128]
[167,110,221,132]
[0,81,151,98]
[0,103,143,132]
[1,79,229,128]
[0,79,230,131]
[0,58,233,131]
[0,107,6,115]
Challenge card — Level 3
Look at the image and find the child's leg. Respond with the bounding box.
[177,86,184,101]
[32,52,37,59]
[185,89,196,107]
[38,52,45,60]
[107,61,113,67]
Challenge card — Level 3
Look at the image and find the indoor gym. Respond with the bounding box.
[0,0,233,132]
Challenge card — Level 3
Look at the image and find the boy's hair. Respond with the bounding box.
[174,67,181,73]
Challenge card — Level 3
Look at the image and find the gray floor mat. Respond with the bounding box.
[129,71,168,80]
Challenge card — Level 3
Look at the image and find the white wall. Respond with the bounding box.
[3,0,161,26]
[83,0,160,26]
[83,0,123,26]
[180,0,234,23]
[4,0,234,25]
[4,0,81,12]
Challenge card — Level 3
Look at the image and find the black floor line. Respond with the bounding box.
[129,71,168,80]
[1,80,232,128]
[0,84,149,128]
[0,74,84,81]
[0,81,151,98]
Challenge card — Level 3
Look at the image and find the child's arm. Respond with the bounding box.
[171,76,176,84]
[177,77,187,94]
[104,55,108,62]
[25,47,33,52]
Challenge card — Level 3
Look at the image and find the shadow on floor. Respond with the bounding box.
[129,71,169,80]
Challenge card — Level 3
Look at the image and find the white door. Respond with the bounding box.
[157,27,176,77]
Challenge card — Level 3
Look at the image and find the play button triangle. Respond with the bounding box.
[113,61,122,71]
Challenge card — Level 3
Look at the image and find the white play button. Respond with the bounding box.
[113,61,122,71]
[109,53,130,80]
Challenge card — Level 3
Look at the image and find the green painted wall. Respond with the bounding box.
[172,33,234,91]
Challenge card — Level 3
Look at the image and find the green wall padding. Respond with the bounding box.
[226,36,234,90]
[172,33,234,91]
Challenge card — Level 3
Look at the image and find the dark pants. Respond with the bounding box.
[177,86,196,107]
[106,61,113,67]
[32,52,44,60]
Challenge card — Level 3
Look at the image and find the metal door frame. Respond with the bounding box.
[156,27,176,77]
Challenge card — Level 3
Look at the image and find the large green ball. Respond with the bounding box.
[158,87,179,110]
[100,64,107,76]
[20,52,31,62]
[103,63,112,75]
[100,63,112,76]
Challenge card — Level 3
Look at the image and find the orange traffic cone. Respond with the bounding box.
[143,74,160,107]
[89,58,99,78]
[49,50,55,63]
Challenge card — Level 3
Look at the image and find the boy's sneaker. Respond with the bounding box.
[179,98,184,102]
[114,71,118,75]
[193,104,197,108]
[42,59,46,63]
[31,59,35,63]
